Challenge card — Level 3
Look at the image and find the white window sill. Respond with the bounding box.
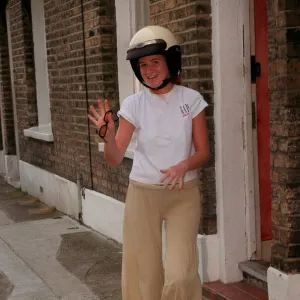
[23,123,54,142]
[98,140,136,159]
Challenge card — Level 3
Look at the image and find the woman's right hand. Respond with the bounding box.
[88,99,116,143]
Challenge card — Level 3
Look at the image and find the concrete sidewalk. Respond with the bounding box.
[0,179,122,300]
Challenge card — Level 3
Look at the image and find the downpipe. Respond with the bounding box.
[76,172,83,222]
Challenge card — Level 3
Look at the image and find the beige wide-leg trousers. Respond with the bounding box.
[122,179,202,300]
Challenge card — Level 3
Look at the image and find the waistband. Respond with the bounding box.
[129,178,199,190]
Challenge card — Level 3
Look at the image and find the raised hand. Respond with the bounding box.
[88,99,116,143]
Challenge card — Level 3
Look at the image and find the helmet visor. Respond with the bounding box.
[126,39,167,60]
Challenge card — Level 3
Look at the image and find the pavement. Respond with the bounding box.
[0,179,122,300]
[1,176,267,300]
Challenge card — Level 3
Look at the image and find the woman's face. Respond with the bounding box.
[139,54,170,89]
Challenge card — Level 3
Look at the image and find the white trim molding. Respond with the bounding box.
[268,267,300,300]
[115,0,149,103]
[23,123,54,142]
[98,140,135,159]
[212,0,254,283]
[115,0,136,103]
[4,155,20,188]
[82,188,125,244]
[23,0,53,142]
[198,234,219,282]
[20,161,78,218]
[31,0,51,125]
[0,152,20,188]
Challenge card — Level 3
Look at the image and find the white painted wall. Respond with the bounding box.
[243,0,258,261]
[198,234,219,282]
[20,161,78,219]
[268,267,300,300]
[4,155,20,188]
[82,189,125,244]
[212,0,253,283]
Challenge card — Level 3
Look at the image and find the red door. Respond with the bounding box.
[254,0,272,241]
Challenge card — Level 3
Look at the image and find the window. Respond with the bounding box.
[23,0,53,142]
[98,0,150,158]
[115,0,150,102]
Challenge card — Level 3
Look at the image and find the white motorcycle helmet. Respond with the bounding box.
[126,25,182,90]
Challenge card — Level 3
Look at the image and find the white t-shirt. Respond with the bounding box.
[118,85,208,185]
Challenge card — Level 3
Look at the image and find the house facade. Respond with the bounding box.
[0,0,299,299]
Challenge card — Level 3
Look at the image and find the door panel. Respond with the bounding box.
[254,0,272,241]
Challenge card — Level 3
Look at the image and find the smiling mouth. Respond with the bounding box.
[148,75,158,80]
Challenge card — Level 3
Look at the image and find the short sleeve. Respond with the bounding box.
[190,92,208,119]
[117,95,139,128]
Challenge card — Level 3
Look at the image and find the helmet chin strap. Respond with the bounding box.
[142,77,171,91]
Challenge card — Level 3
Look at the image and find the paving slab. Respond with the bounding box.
[0,180,122,300]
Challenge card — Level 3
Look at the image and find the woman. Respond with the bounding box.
[88,25,210,300]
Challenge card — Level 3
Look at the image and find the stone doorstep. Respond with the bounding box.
[239,260,269,292]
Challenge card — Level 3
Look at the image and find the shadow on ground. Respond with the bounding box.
[56,231,122,299]
[0,271,14,300]
[0,181,63,223]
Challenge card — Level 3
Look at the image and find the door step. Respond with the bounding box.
[202,280,268,299]
[202,260,269,299]
[238,260,269,292]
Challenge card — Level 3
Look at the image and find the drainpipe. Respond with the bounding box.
[76,171,83,222]
[80,0,94,190]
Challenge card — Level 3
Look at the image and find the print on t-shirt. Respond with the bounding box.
[180,104,190,117]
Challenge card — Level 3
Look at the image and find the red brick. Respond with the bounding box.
[269,0,300,273]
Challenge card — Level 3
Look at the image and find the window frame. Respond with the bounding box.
[23,0,53,142]
[98,0,150,157]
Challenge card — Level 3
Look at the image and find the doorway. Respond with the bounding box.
[251,0,272,261]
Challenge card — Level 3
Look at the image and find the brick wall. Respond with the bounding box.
[7,0,216,234]
[6,0,130,201]
[44,0,127,198]
[0,16,16,155]
[81,0,131,200]
[268,0,300,273]
[45,0,93,185]
[150,0,216,234]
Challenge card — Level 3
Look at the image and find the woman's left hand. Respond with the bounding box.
[160,162,188,190]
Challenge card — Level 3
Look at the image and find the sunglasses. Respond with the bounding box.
[97,110,119,142]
